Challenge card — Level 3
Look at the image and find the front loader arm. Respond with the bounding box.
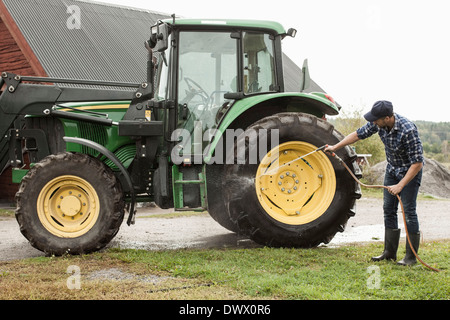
[0,72,142,173]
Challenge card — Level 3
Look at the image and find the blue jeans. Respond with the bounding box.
[383,169,422,233]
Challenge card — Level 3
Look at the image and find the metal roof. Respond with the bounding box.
[2,0,327,95]
[282,54,325,93]
[2,0,169,87]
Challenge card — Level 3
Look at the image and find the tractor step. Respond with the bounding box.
[172,164,207,211]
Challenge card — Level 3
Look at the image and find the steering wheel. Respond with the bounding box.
[184,77,209,105]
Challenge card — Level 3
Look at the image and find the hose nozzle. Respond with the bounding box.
[323,144,343,163]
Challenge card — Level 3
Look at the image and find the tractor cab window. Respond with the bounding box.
[155,52,170,101]
[243,32,277,94]
[154,32,172,102]
[177,31,238,130]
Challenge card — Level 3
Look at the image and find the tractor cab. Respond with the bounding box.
[149,18,297,151]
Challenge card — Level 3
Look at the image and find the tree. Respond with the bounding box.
[416,121,449,163]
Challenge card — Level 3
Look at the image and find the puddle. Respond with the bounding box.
[326,224,385,247]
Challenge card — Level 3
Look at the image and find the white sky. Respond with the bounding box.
[96,0,450,123]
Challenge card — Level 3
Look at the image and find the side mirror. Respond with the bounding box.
[150,22,170,52]
[287,28,297,38]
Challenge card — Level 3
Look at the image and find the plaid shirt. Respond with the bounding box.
[356,113,424,179]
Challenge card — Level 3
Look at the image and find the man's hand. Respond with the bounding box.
[386,162,423,196]
[324,144,337,156]
[323,132,361,157]
[387,184,404,196]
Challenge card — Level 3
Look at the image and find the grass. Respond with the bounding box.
[0,241,448,300]
[0,208,15,218]
[1,194,448,300]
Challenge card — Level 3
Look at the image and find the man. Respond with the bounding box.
[325,100,424,266]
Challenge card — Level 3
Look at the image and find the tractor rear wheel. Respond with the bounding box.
[15,152,125,255]
[224,113,361,247]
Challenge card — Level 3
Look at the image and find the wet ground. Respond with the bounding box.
[1,198,449,261]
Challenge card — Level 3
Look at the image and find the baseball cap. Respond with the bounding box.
[364,100,394,122]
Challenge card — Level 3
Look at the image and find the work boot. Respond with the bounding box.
[371,228,401,262]
[397,232,421,266]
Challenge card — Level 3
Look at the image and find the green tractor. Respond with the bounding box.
[0,17,361,255]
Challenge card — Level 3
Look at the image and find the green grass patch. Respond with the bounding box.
[0,241,448,300]
[0,208,15,218]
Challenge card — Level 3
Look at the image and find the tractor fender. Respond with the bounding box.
[62,136,136,226]
[204,92,339,163]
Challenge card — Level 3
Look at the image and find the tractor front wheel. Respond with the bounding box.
[15,152,125,255]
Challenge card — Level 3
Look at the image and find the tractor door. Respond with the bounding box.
[176,31,238,132]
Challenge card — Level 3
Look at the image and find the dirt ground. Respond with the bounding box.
[0,197,449,261]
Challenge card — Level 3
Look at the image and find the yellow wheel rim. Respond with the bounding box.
[255,141,336,225]
[37,175,100,238]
